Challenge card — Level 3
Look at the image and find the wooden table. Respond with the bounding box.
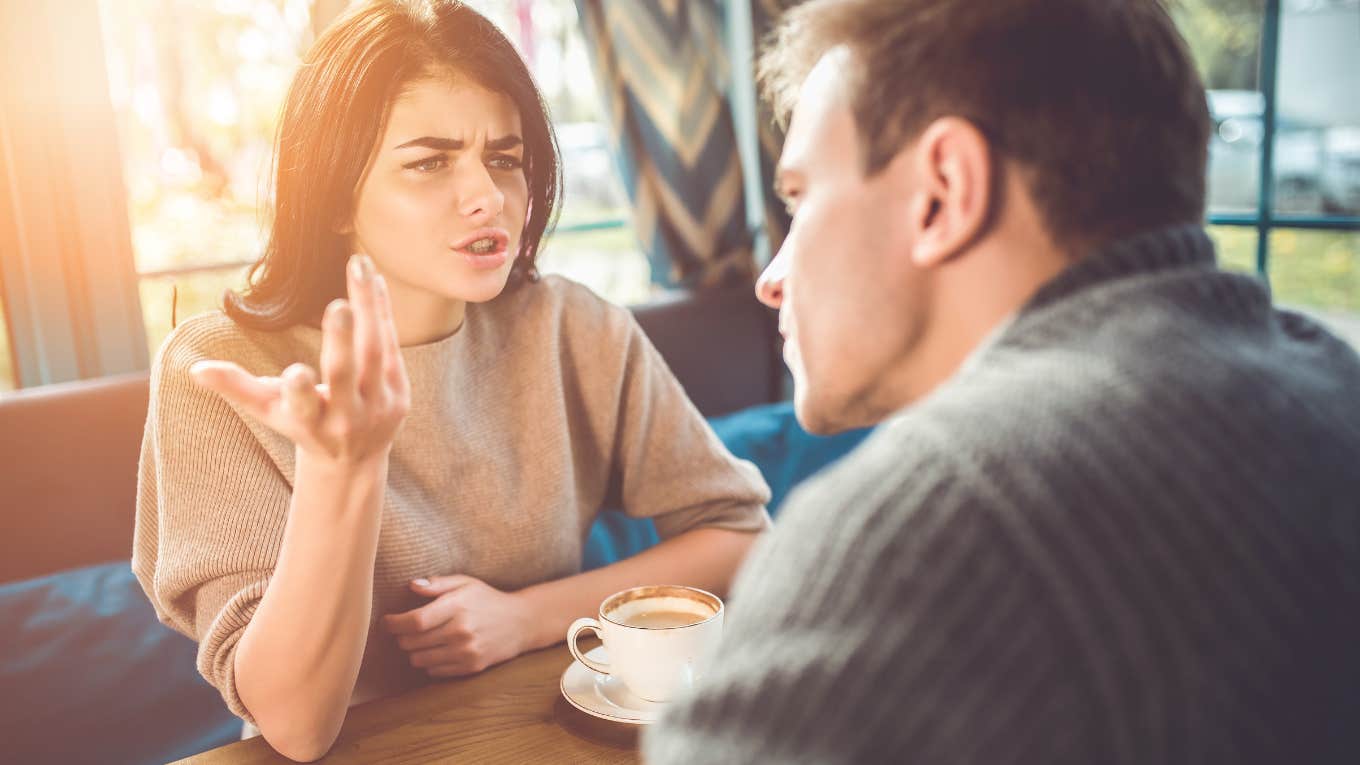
[176,643,640,764]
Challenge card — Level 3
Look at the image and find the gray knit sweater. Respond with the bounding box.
[644,225,1360,764]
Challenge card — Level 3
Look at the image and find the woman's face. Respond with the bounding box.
[348,75,530,306]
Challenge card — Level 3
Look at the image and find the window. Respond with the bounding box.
[98,0,648,360]
[98,0,309,356]
[49,0,1358,389]
[1173,0,1360,346]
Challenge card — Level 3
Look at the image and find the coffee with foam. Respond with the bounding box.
[568,585,724,702]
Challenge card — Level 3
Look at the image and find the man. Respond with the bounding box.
[644,1,1360,762]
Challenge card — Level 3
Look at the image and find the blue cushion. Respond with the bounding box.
[0,562,240,764]
[708,401,873,512]
[581,401,872,569]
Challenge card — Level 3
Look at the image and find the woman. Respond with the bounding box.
[131,1,770,760]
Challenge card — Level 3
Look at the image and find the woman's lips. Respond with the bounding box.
[462,249,508,270]
[451,227,511,271]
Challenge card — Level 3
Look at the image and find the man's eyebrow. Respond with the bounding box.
[392,135,523,151]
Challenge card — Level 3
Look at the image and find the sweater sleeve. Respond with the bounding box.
[605,309,772,539]
[642,425,1098,764]
[131,316,293,724]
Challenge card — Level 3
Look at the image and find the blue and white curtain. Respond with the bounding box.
[575,0,792,289]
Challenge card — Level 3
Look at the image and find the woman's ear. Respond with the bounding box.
[904,117,995,270]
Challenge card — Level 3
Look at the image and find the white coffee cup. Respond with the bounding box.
[566,584,724,703]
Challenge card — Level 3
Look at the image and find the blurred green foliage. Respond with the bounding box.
[1269,229,1360,313]
[1169,0,1263,90]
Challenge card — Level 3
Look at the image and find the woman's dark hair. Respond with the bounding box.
[225,0,560,330]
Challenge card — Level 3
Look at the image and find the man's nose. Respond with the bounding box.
[755,248,789,308]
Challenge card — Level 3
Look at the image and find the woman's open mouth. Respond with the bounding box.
[452,228,511,270]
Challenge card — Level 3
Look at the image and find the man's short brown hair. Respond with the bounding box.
[759,0,1212,249]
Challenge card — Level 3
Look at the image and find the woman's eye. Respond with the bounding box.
[488,154,523,171]
[406,155,448,173]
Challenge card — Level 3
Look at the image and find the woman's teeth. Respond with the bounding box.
[467,238,497,254]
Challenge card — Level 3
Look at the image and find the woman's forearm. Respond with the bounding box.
[515,526,762,651]
[232,450,387,762]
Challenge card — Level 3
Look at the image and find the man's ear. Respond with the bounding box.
[901,117,995,269]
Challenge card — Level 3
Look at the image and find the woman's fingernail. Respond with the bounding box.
[327,299,352,329]
[350,253,375,281]
[413,578,430,588]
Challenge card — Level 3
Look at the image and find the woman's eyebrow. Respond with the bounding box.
[485,135,523,151]
[392,135,523,151]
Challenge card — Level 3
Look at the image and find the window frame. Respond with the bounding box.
[1209,0,1360,271]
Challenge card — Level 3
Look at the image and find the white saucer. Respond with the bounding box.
[560,646,666,725]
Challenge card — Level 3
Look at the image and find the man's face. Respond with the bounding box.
[758,50,929,434]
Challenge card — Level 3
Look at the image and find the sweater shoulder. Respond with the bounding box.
[152,310,307,379]
[151,311,249,378]
[159,308,275,361]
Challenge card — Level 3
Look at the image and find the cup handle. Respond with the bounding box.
[567,617,612,675]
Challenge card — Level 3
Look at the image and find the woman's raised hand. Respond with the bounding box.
[191,254,410,465]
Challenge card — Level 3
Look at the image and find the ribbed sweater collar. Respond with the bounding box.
[1022,223,1218,315]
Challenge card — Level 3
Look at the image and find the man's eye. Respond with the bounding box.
[488,154,523,170]
[406,155,448,173]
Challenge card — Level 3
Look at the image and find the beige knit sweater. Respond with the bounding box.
[132,275,771,722]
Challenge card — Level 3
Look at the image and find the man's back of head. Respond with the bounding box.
[749,0,1224,434]
[761,0,1212,249]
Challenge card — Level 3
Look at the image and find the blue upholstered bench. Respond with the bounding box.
[0,402,870,764]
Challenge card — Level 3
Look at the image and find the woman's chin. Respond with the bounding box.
[391,254,517,304]
[444,268,514,303]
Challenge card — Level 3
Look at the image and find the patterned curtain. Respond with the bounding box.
[575,0,792,289]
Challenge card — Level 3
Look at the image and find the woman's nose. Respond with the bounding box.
[458,163,505,222]
[755,248,789,308]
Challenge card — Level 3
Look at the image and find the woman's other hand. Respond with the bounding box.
[189,253,410,465]
[382,576,538,677]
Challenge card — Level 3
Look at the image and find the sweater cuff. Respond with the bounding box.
[652,501,772,540]
[196,578,269,725]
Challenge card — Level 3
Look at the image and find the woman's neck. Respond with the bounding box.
[383,274,467,346]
